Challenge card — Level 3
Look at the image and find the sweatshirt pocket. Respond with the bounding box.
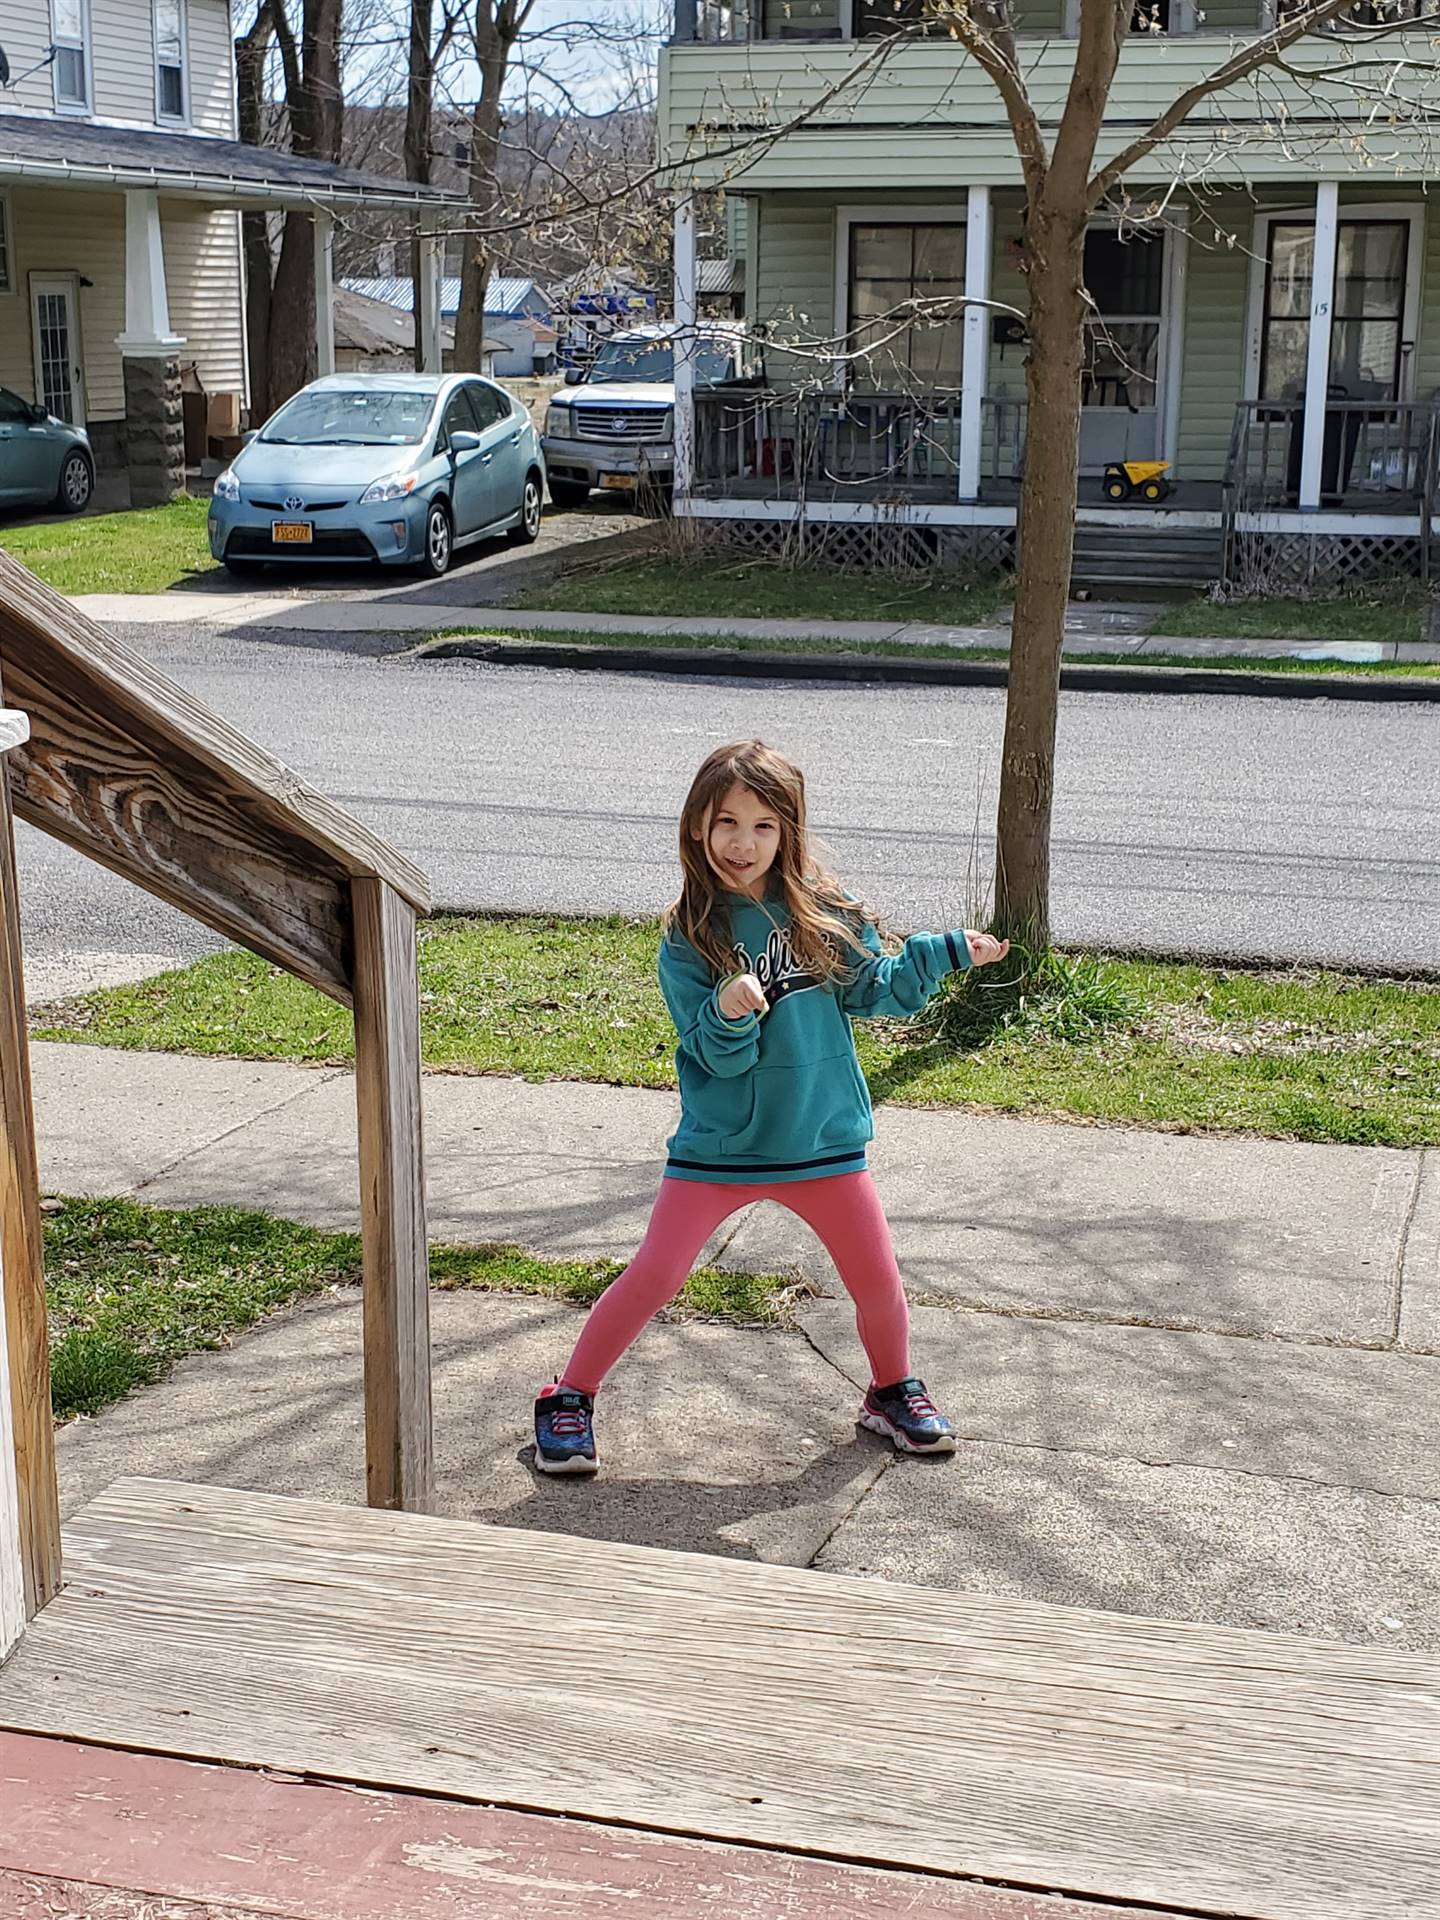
[720,1055,872,1162]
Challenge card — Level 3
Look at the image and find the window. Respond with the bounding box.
[848,222,965,385]
[1081,227,1164,411]
[439,388,482,446]
[155,0,187,120]
[51,0,91,110]
[467,382,508,429]
[0,388,34,424]
[1259,220,1408,401]
[0,197,11,296]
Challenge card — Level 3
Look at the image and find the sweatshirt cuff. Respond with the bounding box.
[943,930,972,973]
[705,986,760,1034]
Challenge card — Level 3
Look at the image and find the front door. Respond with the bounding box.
[30,274,85,427]
[1079,227,1165,473]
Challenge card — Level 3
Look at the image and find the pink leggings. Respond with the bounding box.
[553,1170,910,1397]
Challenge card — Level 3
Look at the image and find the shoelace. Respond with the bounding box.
[903,1389,939,1420]
[550,1407,589,1437]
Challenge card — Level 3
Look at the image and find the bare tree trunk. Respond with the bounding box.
[235,2,280,421]
[406,0,436,370]
[454,35,507,372]
[265,0,343,409]
[993,204,1088,948]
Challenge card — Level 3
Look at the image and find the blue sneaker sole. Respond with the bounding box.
[859,1408,957,1455]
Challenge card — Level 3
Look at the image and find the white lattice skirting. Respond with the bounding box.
[1228,531,1427,591]
[695,516,1017,579]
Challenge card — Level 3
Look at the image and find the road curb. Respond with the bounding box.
[417,634,1440,702]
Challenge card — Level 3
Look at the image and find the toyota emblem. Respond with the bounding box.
[283,493,304,512]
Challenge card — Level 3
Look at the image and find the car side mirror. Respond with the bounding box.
[28,403,48,425]
[564,368,585,386]
[449,430,482,454]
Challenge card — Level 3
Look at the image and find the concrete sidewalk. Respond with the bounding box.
[69,588,1440,665]
[34,1038,1440,1647]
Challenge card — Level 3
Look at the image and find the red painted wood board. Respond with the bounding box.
[0,1732,1202,1920]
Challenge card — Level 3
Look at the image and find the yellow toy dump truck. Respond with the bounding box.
[1103,459,1172,503]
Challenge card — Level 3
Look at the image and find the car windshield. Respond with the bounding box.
[586,340,736,385]
[261,387,437,446]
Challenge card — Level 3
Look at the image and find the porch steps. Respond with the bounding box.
[1,1477,1438,1920]
[1069,524,1223,596]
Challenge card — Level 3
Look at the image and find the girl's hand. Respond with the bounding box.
[964,933,1011,969]
[719,972,768,1020]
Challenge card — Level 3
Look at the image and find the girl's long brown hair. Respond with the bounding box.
[663,740,883,985]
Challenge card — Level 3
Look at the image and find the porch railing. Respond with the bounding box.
[1220,398,1440,582]
[692,387,1023,498]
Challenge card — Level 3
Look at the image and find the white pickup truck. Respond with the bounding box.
[542,322,746,509]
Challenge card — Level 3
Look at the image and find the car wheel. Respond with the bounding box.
[509,472,543,545]
[421,500,452,577]
[548,479,591,511]
[56,451,93,514]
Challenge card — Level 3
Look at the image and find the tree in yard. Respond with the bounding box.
[234,0,346,412]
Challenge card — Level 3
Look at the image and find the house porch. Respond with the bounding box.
[676,182,1440,589]
[0,112,462,504]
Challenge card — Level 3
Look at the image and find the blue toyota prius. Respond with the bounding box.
[207,373,546,578]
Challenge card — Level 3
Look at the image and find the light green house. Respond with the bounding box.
[659,2,1440,588]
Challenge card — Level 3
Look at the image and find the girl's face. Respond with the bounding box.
[700,781,782,898]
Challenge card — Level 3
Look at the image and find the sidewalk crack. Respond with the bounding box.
[1389,1149,1427,1346]
[128,1067,349,1197]
[805,1456,894,1569]
[959,1430,1440,1505]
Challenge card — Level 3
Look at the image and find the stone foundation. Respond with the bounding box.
[122,356,185,507]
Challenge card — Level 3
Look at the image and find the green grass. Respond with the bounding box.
[0,495,216,595]
[1152,587,1427,648]
[436,626,1440,679]
[42,1193,785,1421]
[513,553,1012,626]
[32,915,1440,1149]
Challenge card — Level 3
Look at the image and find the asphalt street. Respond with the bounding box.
[17,620,1440,986]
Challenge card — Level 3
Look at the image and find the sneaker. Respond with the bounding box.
[859,1377,957,1455]
[533,1387,598,1475]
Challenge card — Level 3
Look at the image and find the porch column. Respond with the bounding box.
[958,184,992,502]
[673,193,698,505]
[1298,180,1340,511]
[417,214,444,374]
[314,212,336,379]
[116,189,186,507]
[1162,208,1190,467]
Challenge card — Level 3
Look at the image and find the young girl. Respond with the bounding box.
[533,739,1008,1474]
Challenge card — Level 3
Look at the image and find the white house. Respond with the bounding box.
[0,1,462,501]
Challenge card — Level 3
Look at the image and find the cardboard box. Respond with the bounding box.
[207,392,243,437]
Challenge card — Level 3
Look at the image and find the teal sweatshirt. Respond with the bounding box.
[658,895,971,1186]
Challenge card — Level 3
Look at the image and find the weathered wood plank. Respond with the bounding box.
[2,651,356,1006]
[0,1731,1195,1920]
[352,880,433,1512]
[0,770,59,1618]
[0,550,431,915]
[2,1479,1436,1920]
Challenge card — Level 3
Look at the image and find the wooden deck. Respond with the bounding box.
[2,1478,1438,1920]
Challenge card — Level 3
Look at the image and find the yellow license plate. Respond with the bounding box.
[600,473,637,490]
[271,520,313,544]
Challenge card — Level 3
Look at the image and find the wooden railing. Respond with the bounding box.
[692,387,1024,497]
[1220,398,1440,581]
